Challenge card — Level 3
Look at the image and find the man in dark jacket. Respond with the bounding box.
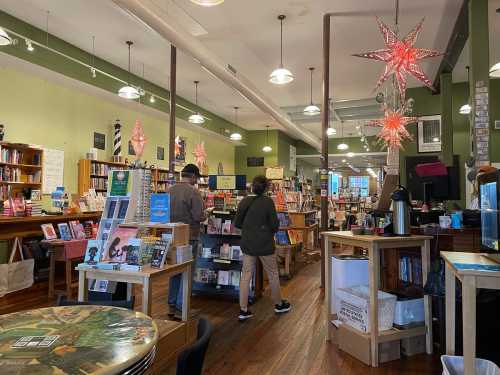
[234,175,291,321]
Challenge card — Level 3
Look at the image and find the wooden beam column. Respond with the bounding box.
[169,45,177,174]
[469,0,490,167]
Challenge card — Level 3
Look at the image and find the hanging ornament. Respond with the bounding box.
[368,105,417,150]
[130,120,147,159]
[353,18,441,101]
[193,142,207,170]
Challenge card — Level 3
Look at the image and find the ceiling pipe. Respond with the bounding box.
[112,0,321,150]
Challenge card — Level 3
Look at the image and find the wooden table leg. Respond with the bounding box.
[369,243,380,367]
[78,270,88,302]
[445,262,456,355]
[181,266,191,321]
[48,247,56,299]
[142,277,152,316]
[325,236,333,341]
[65,259,73,300]
[421,240,433,354]
[462,276,476,375]
[126,283,133,301]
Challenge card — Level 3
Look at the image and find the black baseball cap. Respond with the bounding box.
[182,164,201,178]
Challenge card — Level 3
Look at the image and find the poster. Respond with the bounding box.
[175,136,186,163]
[265,167,284,180]
[93,132,106,150]
[216,175,236,190]
[289,145,296,172]
[150,193,170,223]
[109,170,130,196]
[42,148,64,194]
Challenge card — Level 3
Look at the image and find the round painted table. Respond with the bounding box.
[0,305,158,375]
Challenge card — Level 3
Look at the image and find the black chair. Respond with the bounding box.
[57,295,134,310]
[176,317,213,375]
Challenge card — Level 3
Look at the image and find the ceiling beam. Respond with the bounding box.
[433,0,470,91]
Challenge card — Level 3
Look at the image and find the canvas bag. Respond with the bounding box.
[0,238,34,296]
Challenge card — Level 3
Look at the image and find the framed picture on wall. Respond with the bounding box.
[93,132,106,150]
[128,141,135,156]
[175,136,186,164]
[417,115,441,153]
[157,146,164,160]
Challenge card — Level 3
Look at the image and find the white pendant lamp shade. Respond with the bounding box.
[230,132,242,141]
[304,67,320,115]
[326,127,336,136]
[270,67,294,85]
[0,27,12,46]
[190,0,224,6]
[188,113,205,124]
[337,143,349,151]
[189,80,205,124]
[490,62,500,78]
[262,145,273,153]
[346,152,355,158]
[262,125,272,152]
[118,85,140,99]
[459,104,471,115]
[270,15,293,85]
[118,41,139,100]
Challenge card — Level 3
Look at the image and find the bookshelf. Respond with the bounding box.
[78,159,128,196]
[0,142,43,200]
[151,167,179,193]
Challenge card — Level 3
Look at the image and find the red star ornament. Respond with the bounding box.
[368,106,417,150]
[130,120,147,159]
[353,18,442,99]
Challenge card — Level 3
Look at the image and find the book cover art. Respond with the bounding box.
[140,236,160,265]
[150,193,170,223]
[117,199,129,219]
[231,246,242,261]
[57,223,73,241]
[221,220,232,235]
[106,199,118,219]
[103,227,138,263]
[217,270,230,285]
[84,240,104,264]
[275,230,290,246]
[207,217,222,234]
[69,221,86,240]
[41,223,58,240]
[151,240,170,268]
[83,221,93,239]
[219,243,231,259]
[277,212,290,227]
[230,270,241,287]
[125,238,142,265]
[109,170,130,197]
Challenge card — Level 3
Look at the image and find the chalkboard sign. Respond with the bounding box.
[247,157,264,167]
[93,132,106,150]
[157,146,164,160]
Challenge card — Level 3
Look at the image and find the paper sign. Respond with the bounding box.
[217,175,236,190]
[266,167,284,180]
[42,148,64,194]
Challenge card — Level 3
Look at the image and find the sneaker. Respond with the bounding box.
[238,310,254,321]
[274,300,291,314]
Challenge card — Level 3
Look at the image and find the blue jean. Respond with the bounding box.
[168,239,199,310]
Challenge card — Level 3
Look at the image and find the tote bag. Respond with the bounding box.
[4,237,34,295]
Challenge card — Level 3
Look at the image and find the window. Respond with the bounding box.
[349,176,369,197]
[329,172,341,197]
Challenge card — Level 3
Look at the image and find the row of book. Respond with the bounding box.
[275,229,303,246]
[157,171,169,181]
[194,268,241,287]
[0,166,21,182]
[91,162,114,176]
[201,244,242,261]
[399,256,423,285]
[277,212,290,227]
[206,217,241,236]
[90,177,108,190]
[1,148,23,164]
[0,185,11,201]
[41,220,97,241]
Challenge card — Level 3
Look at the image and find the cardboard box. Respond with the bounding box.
[401,335,426,357]
[338,324,400,366]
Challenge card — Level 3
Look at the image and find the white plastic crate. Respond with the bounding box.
[394,298,424,326]
[336,285,397,333]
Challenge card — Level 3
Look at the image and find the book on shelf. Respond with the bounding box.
[117,199,129,219]
[150,193,170,223]
[69,221,86,240]
[151,238,171,268]
[231,246,242,261]
[102,226,138,263]
[57,223,72,241]
[207,217,222,234]
[217,270,230,286]
[171,244,193,264]
[125,238,142,265]
[201,247,213,259]
[219,243,231,259]
[277,212,290,227]
[83,240,104,264]
[229,270,241,287]
[41,223,58,240]
[221,220,232,235]
[140,236,160,265]
[275,230,290,246]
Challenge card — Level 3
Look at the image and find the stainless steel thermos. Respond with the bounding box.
[391,185,411,236]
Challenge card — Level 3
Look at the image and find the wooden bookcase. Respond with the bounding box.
[151,167,171,193]
[0,142,43,200]
[78,159,128,196]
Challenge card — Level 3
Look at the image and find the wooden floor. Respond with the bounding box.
[0,260,442,374]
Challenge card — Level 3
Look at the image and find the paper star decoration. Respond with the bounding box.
[193,142,207,169]
[353,18,441,100]
[368,106,417,150]
[174,136,182,158]
[130,120,147,159]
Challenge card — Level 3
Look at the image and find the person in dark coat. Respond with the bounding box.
[234,175,291,321]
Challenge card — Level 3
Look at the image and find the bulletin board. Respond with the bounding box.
[42,148,65,194]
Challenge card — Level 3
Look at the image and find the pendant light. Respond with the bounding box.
[118,41,140,100]
[337,122,349,150]
[188,81,205,124]
[326,98,336,136]
[490,8,500,77]
[269,15,294,85]
[190,0,224,6]
[230,107,243,141]
[0,27,12,46]
[262,126,272,153]
[304,67,321,116]
[460,66,472,115]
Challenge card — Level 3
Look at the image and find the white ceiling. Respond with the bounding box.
[0,0,463,140]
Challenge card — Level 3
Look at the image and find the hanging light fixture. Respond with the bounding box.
[150,95,156,104]
[25,39,34,52]
[0,27,12,46]
[188,81,205,124]
[326,98,336,136]
[262,126,273,152]
[190,0,224,6]
[304,67,320,115]
[337,121,349,150]
[118,41,140,100]
[460,66,472,115]
[491,9,500,77]
[269,15,294,85]
[230,107,243,141]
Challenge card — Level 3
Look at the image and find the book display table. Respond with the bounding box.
[76,261,193,319]
[441,251,500,375]
[323,231,433,367]
[0,305,158,375]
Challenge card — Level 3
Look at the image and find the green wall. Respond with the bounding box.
[0,66,236,197]
[235,130,278,181]
[296,136,384,156]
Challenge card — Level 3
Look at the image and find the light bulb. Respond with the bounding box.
[190,0,224,6]
[432,137,439,142]
[230,133,242,141]
[262,145,273,153]
[327,127,336,136]
[150,95,156,103]
[347,152,355,158]
[490,62,500,78]
[25,39,34,52]
[269,67,294,85]
[337,143,349,151]
[118,85,140,99]
[0,27,12,46]
[342,159,346,163]
[459,104,471,115]
[188,113,205,124]
[303,104,321,116]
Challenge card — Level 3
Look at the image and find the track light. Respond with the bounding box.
[25,39,34,52]
[150,95,156,103]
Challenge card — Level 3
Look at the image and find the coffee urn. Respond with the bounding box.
[391,185,411,236]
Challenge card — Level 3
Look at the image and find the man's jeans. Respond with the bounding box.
[168,239,199,310]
